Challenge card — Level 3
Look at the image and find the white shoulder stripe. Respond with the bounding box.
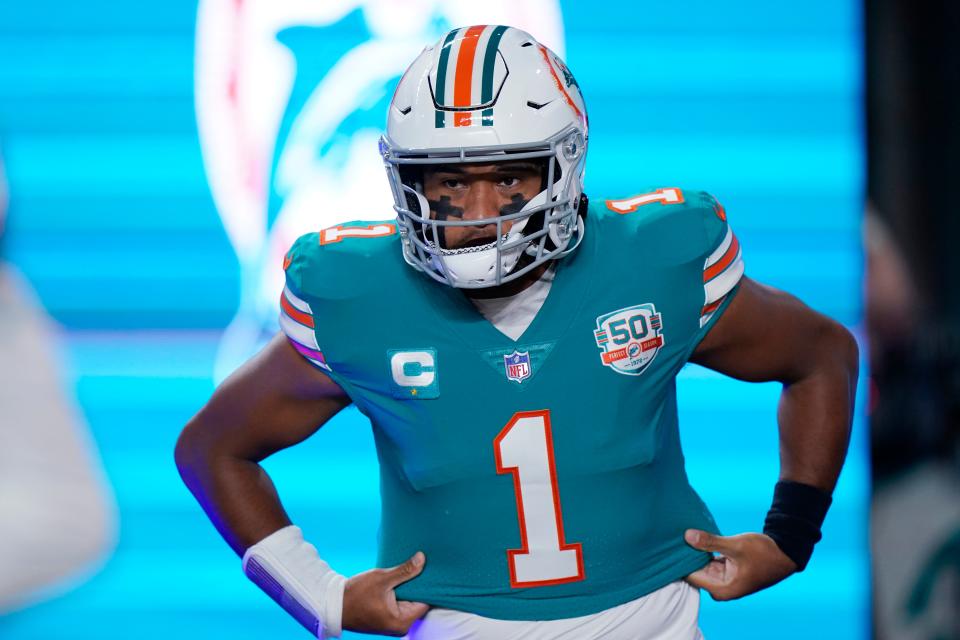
[279,311,320,350]
[704,249,744,304]
[704,226,734,269]
[282,285,312,314]
[304,356,332,372]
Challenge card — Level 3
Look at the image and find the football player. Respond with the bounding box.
[176,25,858,639]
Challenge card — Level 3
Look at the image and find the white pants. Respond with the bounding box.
[407,580,703,640]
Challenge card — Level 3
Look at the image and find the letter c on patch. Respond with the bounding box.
[390,351,435,387]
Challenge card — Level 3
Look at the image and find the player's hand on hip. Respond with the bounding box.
[342,551,430,636]
[682,530,798,601]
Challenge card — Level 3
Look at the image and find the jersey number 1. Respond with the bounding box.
[319,223,396,245]
[494,410,585,588]
[605,187,684,214]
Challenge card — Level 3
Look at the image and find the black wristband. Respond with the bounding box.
[762,480,832,571]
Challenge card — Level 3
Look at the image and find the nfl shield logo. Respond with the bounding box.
[503,351,531,384]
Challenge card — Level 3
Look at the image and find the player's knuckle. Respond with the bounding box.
[713,590,731,602]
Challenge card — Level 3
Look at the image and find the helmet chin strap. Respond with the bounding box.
[555,214,585,257]
[434,213,531,286]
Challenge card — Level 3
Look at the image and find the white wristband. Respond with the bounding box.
[242,525,347,638]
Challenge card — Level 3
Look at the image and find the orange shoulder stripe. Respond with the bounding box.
[701,297,725,316]
[703,233,740,283]
[280,292,315,329]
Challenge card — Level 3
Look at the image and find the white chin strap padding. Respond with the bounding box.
[437,246,499,284]
[414,190,431,223]
[437,213,532,286]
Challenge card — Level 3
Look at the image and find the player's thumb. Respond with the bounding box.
[684,529,730,554]
[384,551,426,587]
[684,566,724,591]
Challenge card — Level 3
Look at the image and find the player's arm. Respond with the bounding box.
[174,332,350,555]
[692,276,858,494]
[175,334,428,637]
[684,276,859,600]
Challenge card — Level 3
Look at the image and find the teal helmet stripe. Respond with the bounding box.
[480,25,508,127]
[434,28,461,128]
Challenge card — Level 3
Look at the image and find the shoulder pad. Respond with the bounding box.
[283,220,400,301]
[597,187,730,264]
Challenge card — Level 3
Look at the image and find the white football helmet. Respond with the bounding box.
[380,25,588,288]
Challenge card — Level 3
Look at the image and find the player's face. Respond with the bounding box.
[422,162,542,250]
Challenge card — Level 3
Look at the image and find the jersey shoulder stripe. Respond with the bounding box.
[279,275,330,371]
[703,226,739,281]
[278,224,398,372]
[280,287,314,328]
[288,338,330,371]
[699,201,744,327]
[702,225,744,307]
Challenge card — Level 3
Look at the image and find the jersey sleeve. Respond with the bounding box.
[278,233,332,372]
[690,192,744,344]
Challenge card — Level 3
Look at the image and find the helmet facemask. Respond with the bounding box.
[382,127,586,289]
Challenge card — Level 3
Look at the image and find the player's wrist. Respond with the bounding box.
[321,570,347,635]
[242,525,346,638]
[762,480,832,572]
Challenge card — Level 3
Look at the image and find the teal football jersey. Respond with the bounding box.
[279,188,745,620]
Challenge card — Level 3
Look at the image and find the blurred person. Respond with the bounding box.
[0,148,117,612]
[177,26,859,639]
[866,207,960,640]
[866,0,960,634]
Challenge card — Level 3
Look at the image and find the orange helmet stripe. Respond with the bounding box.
[538,45,583,123]
[453,25,487,126]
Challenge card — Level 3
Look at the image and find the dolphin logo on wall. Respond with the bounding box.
[194,0,566,381]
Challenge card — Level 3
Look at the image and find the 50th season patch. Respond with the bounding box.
[593,304,664,376]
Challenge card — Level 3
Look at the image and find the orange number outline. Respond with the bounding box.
[605,188,685,214]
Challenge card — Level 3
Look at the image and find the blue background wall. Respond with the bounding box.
[0,1,865,638]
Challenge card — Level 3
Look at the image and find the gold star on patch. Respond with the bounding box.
[410,388,418,396]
